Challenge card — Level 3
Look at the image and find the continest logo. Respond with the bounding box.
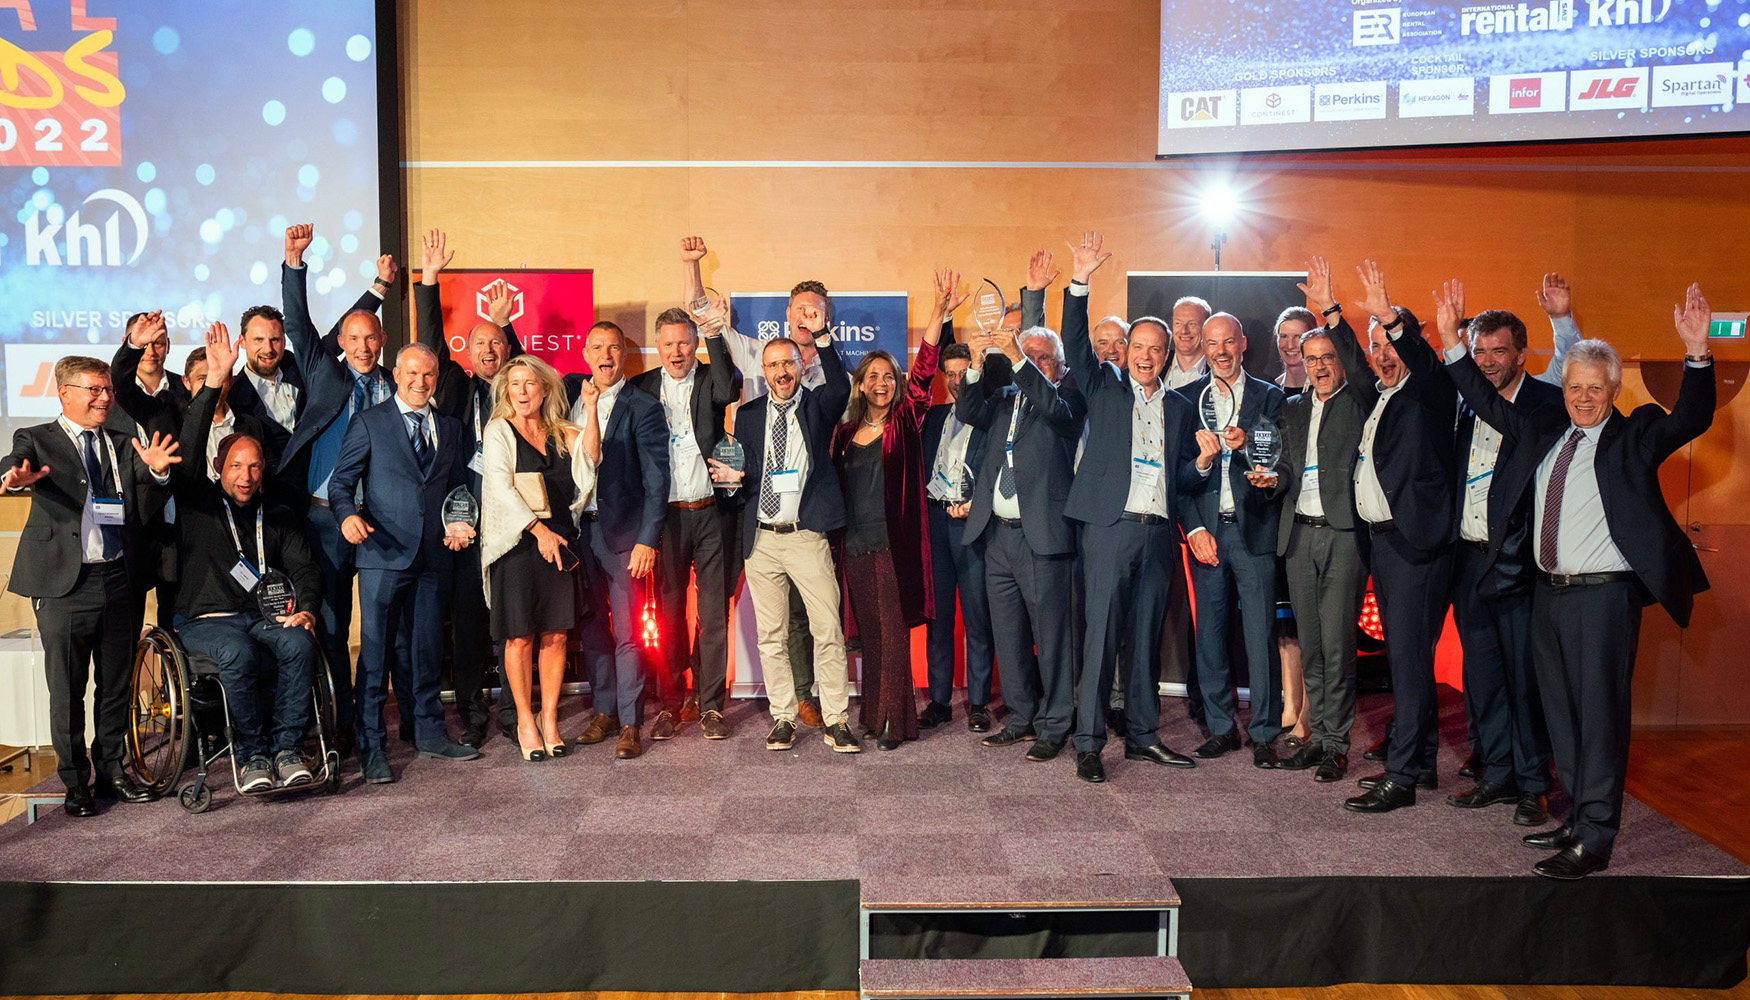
[23,188,147,266]
[475,280,525,323]
[1264,92,1282,109]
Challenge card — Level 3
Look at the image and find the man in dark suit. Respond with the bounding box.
[109,309,189,618]
[415,229,525,747]
[1312,259,1457,815]
[1440,282,1715,880]
[1060,234,1218,784]
[329,343,481,783]
[1396,287,1562,828]
[3,356,180,815]
[1180,312,1289,767]
[919,339,995,733]
[564,321,671,760]
[277,223,395,742]
[708,320,860,754]
[631,305,739,741]
[1269,309,1370,784]
[957,303,1087,762]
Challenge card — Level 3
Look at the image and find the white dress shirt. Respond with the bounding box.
[1295,386,1340,518]
[570,378,625,515]
[393,396,440,452]
[1165,356,1208,391]
[54,416,125,562]
[205,408,238,483]
[1123,376,1172,518]
[1210,371,1248,516]
[757,394,808,524]
[1534,417,1632,575]
[1458,373,1522,543]
[660,365,713,503]
[1354,376,1407,524]
[244,365,300,431]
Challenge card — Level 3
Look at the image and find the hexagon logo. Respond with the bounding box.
[477,280,525,324]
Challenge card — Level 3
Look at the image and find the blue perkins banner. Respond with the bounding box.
[729,291,910,369]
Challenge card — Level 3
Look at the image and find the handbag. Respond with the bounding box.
[513,471,551,518]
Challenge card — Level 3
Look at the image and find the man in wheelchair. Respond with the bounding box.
[173,324,324,792]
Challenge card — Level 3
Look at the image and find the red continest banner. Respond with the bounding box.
[409,269,596,376]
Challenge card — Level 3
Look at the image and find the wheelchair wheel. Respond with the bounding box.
[312,649,342,794]
[178,781,212,814]
[129,626,194,797]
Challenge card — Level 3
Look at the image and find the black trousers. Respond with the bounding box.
[1370,526,1451,787]
[1452,542,1550,792]
[1073,519,1174,753]
[983,521,1074,743]
[449,542,491,735]
[1533,577,1641,859]
[654,504,730,714]
[924,502,993,708]
[36,560,140,790]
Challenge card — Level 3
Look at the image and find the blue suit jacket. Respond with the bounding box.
[563,375,671,553]
[731,338,852,557]
[326,399,468,572]
[275,263,387,479]
[1174,372,1286,558]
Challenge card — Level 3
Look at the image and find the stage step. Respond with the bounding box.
[860,874,1180,912]
[859,956,1192,999]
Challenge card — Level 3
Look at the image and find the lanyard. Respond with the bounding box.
[222,500,267,575]
[77,428,125,498]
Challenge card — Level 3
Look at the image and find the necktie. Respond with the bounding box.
[1538,428,1585,572]
[81,430,121,559]
[761,400,791,519]
[408,412,433,473]
[998,397,1022,499]
[350,373,370,416]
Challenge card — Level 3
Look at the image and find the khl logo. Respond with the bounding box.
[25,188,148,266]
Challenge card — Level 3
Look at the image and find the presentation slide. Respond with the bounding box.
[1158,0,1750,156]
[0,1,384,432]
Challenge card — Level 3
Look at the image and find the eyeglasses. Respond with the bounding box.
[1302,355,1339,369]
[61,384,116,397]
[763,359,800,372]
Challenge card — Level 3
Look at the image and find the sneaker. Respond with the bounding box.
[274,749,313,787]
[701,710,730,740]
[824,722,863,754]
[766,719,797,750]
[239,755,273,793]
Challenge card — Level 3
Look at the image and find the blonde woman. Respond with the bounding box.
[480,355,601,761]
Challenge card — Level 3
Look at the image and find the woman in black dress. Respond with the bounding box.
[480,355,600,761]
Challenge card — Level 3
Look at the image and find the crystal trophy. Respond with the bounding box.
[957,462,976,504]
[1198,374,1238,433]
[1247,416,1282,473]
[971,278,1007,336]
[256,568,297,626]
[712,435,746,473]
[442,485,480,527]
[689,287,728,336]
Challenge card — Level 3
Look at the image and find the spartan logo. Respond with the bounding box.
[25,188,148,266]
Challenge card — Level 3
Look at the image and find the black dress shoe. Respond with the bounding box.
[1522,825,1575,851]
[1514,792,1550,827]
[1076,751,1106,783]
[1447,780,1518,809]
[1363,736,1390,761]
[63,787,96,817]
[1344,778,1416,813]
[876,721,902,752]
[1459,753,1481,780]
[1193,731,1242,759]
[966,705,992,733]
[1025,739,1062,762]
[1313,753,1348,783]
[1105,706,1128,736]
[1534,843,1609,880]
[1277,743,1326,771]
[917,701,952,729]
[94,773,155,804]
[981,727,1036,748]
[1125,744,1196,768]
[1252,744,1279,769]
[1358,769,1436,791]
[398,721,415,743]
[458,727,487,749]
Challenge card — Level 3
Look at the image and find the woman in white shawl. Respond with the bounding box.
[480,355,600,761]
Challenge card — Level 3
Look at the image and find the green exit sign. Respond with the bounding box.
[1710,315,1746,339]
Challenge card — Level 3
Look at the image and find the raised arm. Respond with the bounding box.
[109,311,163,427]
[1651,283,1718,462]
[1021,248,1059,332]
[1303,256,1378,410]
[1011,356,1086,439]
[700,325,740,410]
[1534,271,1580,386]
[415,228,468,385]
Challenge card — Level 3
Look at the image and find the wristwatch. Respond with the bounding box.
[1685,351,1714,364]
[1320,303,1342,317]
[1380,312,1404,332]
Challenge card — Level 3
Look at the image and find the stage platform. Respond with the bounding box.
[0,691,1745,995]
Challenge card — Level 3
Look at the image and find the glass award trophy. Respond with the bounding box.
[689,287,728,336]
[256,568,297,626]
[1199,375,1238,436]
[956,462,976,504]
[712,435,746,480]
[443,485,480,541]
[1247,416,1282,473]
[971,278,1007,336]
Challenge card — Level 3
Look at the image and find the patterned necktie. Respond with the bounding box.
[998,396,1024,499]
[760,399,792,519]
[350,373,370,415]
[407,412,433,473]
[80,430,121,559]
[1538,428,1585,571]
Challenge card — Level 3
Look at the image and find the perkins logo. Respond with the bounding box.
[1315,81,1388,121]
[24,188,147,267]
[1508,78,1543,108]
[1586,0,1670,26]
[1353,9,1401,45]
[475,280,525,323]
[831,322,877,343]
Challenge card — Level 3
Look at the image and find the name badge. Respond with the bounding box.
[229,560,260,589]
[1132,457,1162,487]
[1466,469,1493,505]
[91,498,124,525]
[467,449,484,474]
[1301,464,1320,494]
[770,468,802,495]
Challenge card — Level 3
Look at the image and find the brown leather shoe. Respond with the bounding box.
[679,696,702,724]
[796,699,825,729]
[614,724,643,759]
[576,713,619,746]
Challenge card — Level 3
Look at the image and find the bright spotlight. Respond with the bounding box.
[1200,184,1239,227]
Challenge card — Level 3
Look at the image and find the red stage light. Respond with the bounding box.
[640,589,661,650]
[1360,585,1384,642]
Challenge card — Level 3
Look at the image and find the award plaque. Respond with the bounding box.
[256,568,297,625]
[689,287,728,336]
[442,485,480,528]
[1247,416,1282,472]
[1198,374,1238,434]
[971,278,1007,336]
[957,462,976,503]
[712,435,746,473]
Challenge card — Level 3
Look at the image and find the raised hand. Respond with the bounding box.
[1026,250,1061,292]
[420,228,454,283]
[376,254,399,287]
[1535,272,1572,319]
[132,431,182,476]
[1353,259,1393,323]
[933,268,968,314]
[680,236,708,262]
[486,280,514,326]
[1674,283,1711,355]
[341,514,375,544]
[127,309,166,349]
[1067,231,1111,284]
[285,223,313,266]
[204,322,238,386]
[797,302,827,335]
[1432,279,1466,351]
[1,459,51,492]
[1298,256,1335,315]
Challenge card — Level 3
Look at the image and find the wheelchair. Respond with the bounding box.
[125,623,342,813]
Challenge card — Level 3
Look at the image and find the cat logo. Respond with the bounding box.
[1182,96,1222,121]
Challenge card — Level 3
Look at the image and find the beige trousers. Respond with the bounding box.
[744,527,850,726]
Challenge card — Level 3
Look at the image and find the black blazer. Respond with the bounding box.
[1174,372,1285,557]
[1326,310,1456,554]
[275,263,388,480]
[955,351,1086,556]
[562,375,672,554]
[225,361,305,471]
[731,338,852,557]
[1449,353,1713,627]
[628,334,742,465]
[106,342,189,443]
[413,281,528,477]
[1055,286,1205,531]
[2,420,164,598]
[1272,381,1369,555]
